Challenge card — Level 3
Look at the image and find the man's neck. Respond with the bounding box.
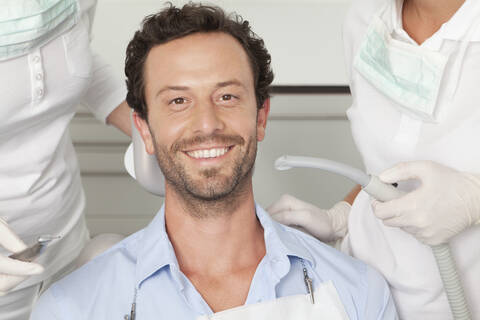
[164,183,266,312]
[402,0,465,44]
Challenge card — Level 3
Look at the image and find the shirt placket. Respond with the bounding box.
[28,48,45,106]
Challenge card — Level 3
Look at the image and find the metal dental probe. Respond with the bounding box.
[9,235,60,262]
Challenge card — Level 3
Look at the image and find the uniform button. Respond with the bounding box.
[33,55,40,63]
[37,88,44,97]
[36,73,43,81]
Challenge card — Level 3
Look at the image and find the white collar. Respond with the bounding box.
[387,0,480,44]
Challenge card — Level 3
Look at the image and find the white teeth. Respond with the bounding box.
[186,147,229,159]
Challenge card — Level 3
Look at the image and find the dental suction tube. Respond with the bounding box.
[275,155,370,186]
[274,155,404,201]
[275,155,471,320]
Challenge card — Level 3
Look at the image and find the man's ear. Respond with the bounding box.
[256,98,270,142]
[133,112,155,155]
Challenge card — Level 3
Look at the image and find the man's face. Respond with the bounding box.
[135,32,269,200]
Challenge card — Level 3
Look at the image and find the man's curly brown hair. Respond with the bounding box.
[125,2,274,119]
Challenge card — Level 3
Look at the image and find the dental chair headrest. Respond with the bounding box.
[124,115,165,196]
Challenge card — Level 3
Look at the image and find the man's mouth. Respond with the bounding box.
[184,146,232,159]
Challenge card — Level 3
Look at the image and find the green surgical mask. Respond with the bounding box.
[0,0,78,61]
[354,15,449,122]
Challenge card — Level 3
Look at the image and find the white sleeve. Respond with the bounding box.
[78,0,126,123]
[77,0,98,39]
[80,52,127,123]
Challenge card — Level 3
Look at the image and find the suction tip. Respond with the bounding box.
[274,156,293,171]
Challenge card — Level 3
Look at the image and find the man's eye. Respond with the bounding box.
[221,94,234,101]
[170,97,186,105]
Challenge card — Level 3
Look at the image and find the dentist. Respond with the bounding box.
[0,0,130,319]
[268,0,480,318]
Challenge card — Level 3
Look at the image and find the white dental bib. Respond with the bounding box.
[197,281,349,320]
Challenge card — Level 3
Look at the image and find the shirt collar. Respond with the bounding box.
[438,0,480,41]
[255,204,315,268]
[389,0,480,43]
[134,205,180,289]
[134,203,315,288]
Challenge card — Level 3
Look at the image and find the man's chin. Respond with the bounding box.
[183,178,236,201]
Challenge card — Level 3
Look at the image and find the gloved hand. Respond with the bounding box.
[267,194,351,242]
[0,218,44,296]
[372,161,480,245]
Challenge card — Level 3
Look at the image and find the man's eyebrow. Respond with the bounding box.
[155,80,246,98]
[156,86,190,98]
[216,80,246,89]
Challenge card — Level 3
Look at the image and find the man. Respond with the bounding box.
[30,4,397,319]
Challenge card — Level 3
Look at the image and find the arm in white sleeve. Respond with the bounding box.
[79,3,130,133]
[80,52,127,124]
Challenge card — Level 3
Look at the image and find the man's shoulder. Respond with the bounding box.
[281,225,395,317]
[280,223,390,293]
[57,229,141,290]
[283,226,396,319]
[31,230,143,318]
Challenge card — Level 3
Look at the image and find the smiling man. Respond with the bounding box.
[30,4,397,320]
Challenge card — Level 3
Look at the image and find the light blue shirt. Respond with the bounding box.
[31,204,397,319]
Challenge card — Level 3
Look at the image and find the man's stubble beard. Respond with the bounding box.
[149,127,258,218]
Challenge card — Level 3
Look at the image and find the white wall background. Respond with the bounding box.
[90,0,352,85]
[73,0,364,236]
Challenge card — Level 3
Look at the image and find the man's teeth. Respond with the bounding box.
[187,147,229,159]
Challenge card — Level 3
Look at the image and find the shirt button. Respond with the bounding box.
[33,55,40,63]
[36,73,43,81]
[37,88,44,97]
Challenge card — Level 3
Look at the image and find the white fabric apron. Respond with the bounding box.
[197,281,350,320]
[344,1,480,319]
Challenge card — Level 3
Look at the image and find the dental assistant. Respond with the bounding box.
[0,0,130,319]
[268,0,480,318]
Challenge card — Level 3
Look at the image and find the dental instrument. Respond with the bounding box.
[9,235,60,263]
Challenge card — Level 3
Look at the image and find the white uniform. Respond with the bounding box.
[0,0,125,317]
[342,0,480,319]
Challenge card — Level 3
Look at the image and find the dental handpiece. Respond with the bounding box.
[274,155,472,320]
[9,235,60,262]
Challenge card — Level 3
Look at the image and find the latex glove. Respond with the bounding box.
[372,161,480,245]
[267,194,351,242]
[0,219,44,296]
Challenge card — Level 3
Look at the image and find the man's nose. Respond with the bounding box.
[190,100,225,135]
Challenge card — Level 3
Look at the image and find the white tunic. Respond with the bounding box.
[342,0,480,319]
[0,0,125,289]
